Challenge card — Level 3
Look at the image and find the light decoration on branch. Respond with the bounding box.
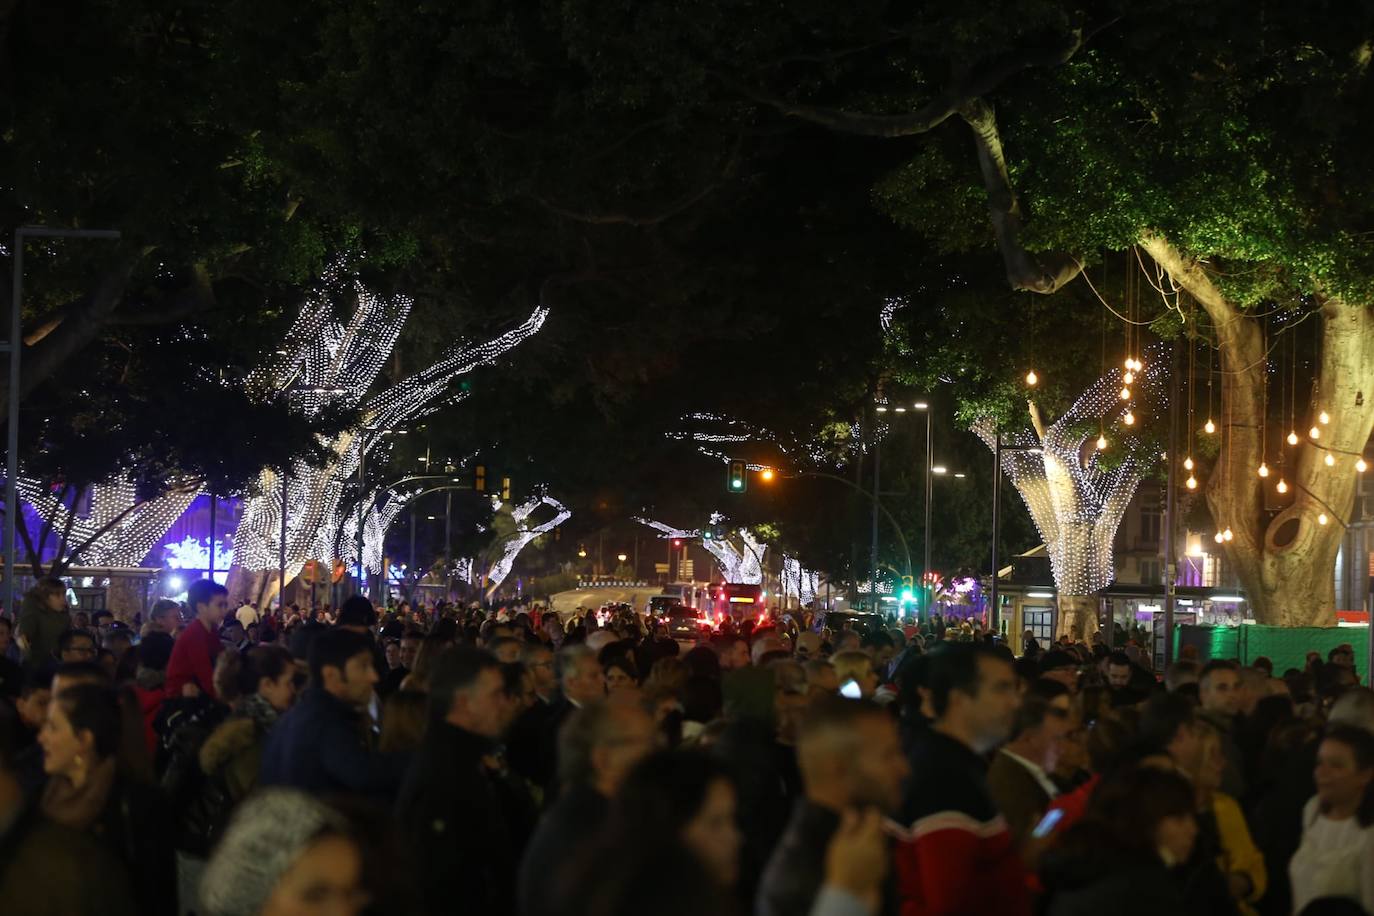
[481,494,571,593]
[18,477,200,568]
[781,555,819,606]
[1277,478,1289,494]
[1025,369,1039,387]
[974,343,1168,597]
[636,514,766,584]
[232,258,548,578]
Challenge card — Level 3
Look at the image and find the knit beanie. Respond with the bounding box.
[199,789,346,916]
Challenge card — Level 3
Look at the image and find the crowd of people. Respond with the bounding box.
[1,574,1372,916]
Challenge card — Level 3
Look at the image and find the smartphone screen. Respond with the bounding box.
[839,678,862,699]
[1031,808,1064,839]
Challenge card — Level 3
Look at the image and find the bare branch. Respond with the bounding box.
[959,99,1082,294]
[722,27,1088,138]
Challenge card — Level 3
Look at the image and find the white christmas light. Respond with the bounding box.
[1319,411,1331,425]
[1123,371,1134,385]
[1287,431,1299,446]
[1025,369,1039,387]
[1096,435,1107,451]
[1276,478,1289,494]
[1223,527,1234,541]
[781,555,819,606]
[1318,513,1329,526]
[1204,419,1216,434]
[232,259,548,578]
[637,514,766,584]
[1325,453,1336,467]
[1123,410,1136,426]
[1186,476,1198,490]
[1183,456,1194,471]
[1310,426,1321,439]
[1358,458,1368,473]
[1214,531,1225,543]
[18,477,199,568]
[1120,386,1131,400]
[1257,463,1270,478]
[973,342,1167,598]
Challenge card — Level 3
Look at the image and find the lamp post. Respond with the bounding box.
[914,401,933,619]
[4,227,120,619]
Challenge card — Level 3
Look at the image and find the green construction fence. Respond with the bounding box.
[1174,624,1367,676]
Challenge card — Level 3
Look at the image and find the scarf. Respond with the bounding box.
[40,755,117,831]
[237,692,280,732]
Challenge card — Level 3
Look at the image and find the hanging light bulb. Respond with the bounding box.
[1325,453,1336,467]
[1120,386,1132,400]
[1025,369,1038,387]
[1258,463,1270,478]
[1123,371,1135,385]
[1123,357,1133,371]
[1214,531,1225,543]
[1318,513,1329,526]
[1223,527,1234,542]
[1358,458,1368,473]
[1287,430,1299,446]
[1319,410,1330,425]
[1096,434,1108,451]
[1310,425,1321,439]
[1123,410,1136,426]
[1186,475,1198,490]
[1183,456,1194,471]
[1204,418,1216,434]
[1276,478,1289,494]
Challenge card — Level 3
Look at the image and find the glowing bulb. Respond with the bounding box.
[1204,419,1215,434]
[1223,528,1234,541]
[1183,456,1194,471]
[1025,369,1038,387]
[1257,463,1269,478]
[1123,371,1135,385]
[1214,531,1225,543]
[1318,513,1329,526]
[1358,458,1368,473]
[1276,478,1288,494]
[1287,431,1299,445]
[1123,411,1135,426]
[1185,476,1197,490]
[1319,410,1330,425]
[1325,453,1336,467]
[1096,434,1107,450]
[1310,426,1321,439]
[1120,386,1131,400]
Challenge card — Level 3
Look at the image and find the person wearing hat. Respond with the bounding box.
[199,788,367,916]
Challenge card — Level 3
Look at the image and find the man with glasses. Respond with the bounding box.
[986,679,1074,853]
[56,628,98,664]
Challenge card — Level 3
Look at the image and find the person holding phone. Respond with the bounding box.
[987,680,1074,855]
[758,697,910,916]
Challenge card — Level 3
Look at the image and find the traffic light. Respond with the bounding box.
[501,476,512,501]
[900,575,915,603]
[702,529,713,540]
[474,464,486,493]
[727,459,747,493]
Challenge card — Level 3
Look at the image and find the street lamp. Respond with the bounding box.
[913,401,933,623]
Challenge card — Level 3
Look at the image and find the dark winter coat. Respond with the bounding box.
[0,802,138,916]
[397,721,516,916]
[259,686,406,797]
[518,783,608,916]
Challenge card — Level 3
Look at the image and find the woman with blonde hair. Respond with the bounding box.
[1189,719,1266,916]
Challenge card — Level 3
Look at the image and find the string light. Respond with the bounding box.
[1186,475,1198,489]
[1123,410,1136,426]
[1025,369,1039,387]
[1183,456,1194,471]
[1123,371,1135,385]
[1223,527,1234,541]
[974,342,1167,597]
[479,495,572,592]
[1276,478,1289,494]
[782,555,819,605]
[1287,431,1299,445]
[1310,426,1321,440]
[1358,458,1368,473]
[1257,463,1270,478]
[18,477,199,567]
[1096,434,1108,451]
[234,259,548,576]
[1119,386,1132,400]
[1214,531,1225,543]
[1204,418,1216,434]
[1325,453,1336,467]
[638,515,766,584]
[1318,513,1329,526]
[1319,410,1330,425]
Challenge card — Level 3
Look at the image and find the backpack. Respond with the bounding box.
[153,695,229,854]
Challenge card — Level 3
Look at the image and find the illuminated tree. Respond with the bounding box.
[973,347,1169,638]
[637,515,766,584]
[227,261,548,604]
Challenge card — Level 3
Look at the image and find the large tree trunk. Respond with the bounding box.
[1141,233,1374,625]
[1056,594,1097,640]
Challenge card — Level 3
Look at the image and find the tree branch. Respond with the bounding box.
[721,27,1089,138]
[1027,399,1049,442]
[959,98,1082,293]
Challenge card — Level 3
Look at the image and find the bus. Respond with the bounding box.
[708,582,767,623]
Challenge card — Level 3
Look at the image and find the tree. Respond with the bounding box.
[697,1,1374,625]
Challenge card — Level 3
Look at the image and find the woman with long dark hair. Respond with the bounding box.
[560,750,743,916]
[1039,765,1201,916]
[1289,725,1374,914]
[38,682,175,915]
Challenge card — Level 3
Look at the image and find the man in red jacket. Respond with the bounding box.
[894,643,1028,916]
[165,579,229,698]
